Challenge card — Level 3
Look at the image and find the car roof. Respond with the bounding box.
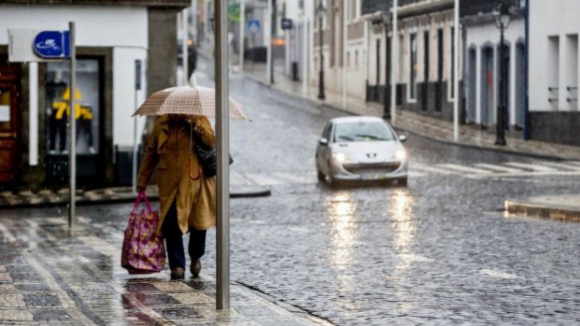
[330,116,386,124]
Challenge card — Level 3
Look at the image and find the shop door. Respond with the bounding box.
[0,79,20,184]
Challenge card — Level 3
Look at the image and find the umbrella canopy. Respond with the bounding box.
[132,75,250,120]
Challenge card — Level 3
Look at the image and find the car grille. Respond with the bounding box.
[342,162,401,174]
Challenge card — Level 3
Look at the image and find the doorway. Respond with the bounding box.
[0,57,21,186]
[481,46,495,127]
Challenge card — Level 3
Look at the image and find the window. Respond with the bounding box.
[334,121,396,143]
[322,122,332,140]
[347,51,351,67]
[410,33,417,100]
[548,36,560,110]
[355,50,359,68]
[399,35,404,82]
[46,59,100,155]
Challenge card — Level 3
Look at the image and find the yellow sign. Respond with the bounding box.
[52,87,93,120]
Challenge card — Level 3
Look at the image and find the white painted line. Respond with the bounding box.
[470,171,580,179]
[408,171,426,178]
[474,163,523,173]
[536,161,580,171]
[503,162,558,172]
[411,162,463,175]
[438,164,493,174]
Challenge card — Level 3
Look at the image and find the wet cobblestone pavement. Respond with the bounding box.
[0,216,321,325]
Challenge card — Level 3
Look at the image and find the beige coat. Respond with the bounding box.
[137,115,216,235]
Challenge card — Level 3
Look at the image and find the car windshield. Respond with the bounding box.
[334,121,396,142]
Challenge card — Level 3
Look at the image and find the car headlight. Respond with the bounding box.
[395,150,406,160]
[332,152,347,163]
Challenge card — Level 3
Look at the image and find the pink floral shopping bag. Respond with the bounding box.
[121,193,166,274]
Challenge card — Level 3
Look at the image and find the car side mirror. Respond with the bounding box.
[399,135,407,143]
[319,138,329,146]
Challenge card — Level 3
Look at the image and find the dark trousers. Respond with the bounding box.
[162,202,206,270]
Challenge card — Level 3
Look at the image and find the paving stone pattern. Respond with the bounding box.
[0,216,319,326]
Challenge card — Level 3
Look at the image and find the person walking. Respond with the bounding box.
[136,113,216,280]
[187,44,197,78]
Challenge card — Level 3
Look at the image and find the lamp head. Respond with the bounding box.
[493,0,512,30]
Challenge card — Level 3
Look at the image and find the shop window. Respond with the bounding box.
[45,59,100,155]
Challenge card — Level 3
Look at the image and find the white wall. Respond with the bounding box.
[529,0,580,112]
[0,5,149,147]
[465,19,524,124]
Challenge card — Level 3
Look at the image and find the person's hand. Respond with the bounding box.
[193,118,205,136]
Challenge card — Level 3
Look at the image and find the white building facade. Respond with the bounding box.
[0,2,186,189]
[461,0,526,132]
[310,0,367,100]
[527,0,580,146]
[365,0,462,121]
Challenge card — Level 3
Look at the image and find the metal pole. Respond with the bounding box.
[68,22,76,229]
[240,0,245,72]
[215,0,230,310]
[183,9,189,83]
[132,61,139,195]
[383,20,391,120]
[391,0,398,124]
[317,0,325,100]
[266,0,272,84]
[302,18,308,96]
[342,0,347,109]
[495,22,506,145]
[453,0,460,141]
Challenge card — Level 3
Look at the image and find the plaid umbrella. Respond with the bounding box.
[132,75,250,120]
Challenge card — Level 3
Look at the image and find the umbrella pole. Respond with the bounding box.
[215,0,230,310]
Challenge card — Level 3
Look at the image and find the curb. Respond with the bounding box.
[231,186,272,198]
[243,74,576,162]
[505,200,580,223]
[0,187,271,210]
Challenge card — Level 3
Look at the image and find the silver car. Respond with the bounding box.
[315,116,408,187]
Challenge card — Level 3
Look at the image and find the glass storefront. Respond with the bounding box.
[45,59,100,156]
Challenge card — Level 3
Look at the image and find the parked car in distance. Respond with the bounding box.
[315,116,408,187]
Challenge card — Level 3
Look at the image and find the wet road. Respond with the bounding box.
[2,68,580,325]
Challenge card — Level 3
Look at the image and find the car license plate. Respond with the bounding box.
[361,173,385,180]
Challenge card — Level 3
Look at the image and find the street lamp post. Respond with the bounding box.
[382,12,391,120]
[494,0,511,146]
[317,0,326,100]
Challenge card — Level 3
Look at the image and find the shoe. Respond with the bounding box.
[170,267,185,280]
[190,259,201,277]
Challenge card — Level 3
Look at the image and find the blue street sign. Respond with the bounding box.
[33,30,70,58]
[247,19,260,34]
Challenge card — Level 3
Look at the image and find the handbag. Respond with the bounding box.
[121,193,166,274]
[194,143,233,178]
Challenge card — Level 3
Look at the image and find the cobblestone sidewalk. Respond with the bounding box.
[0,216,324,325]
